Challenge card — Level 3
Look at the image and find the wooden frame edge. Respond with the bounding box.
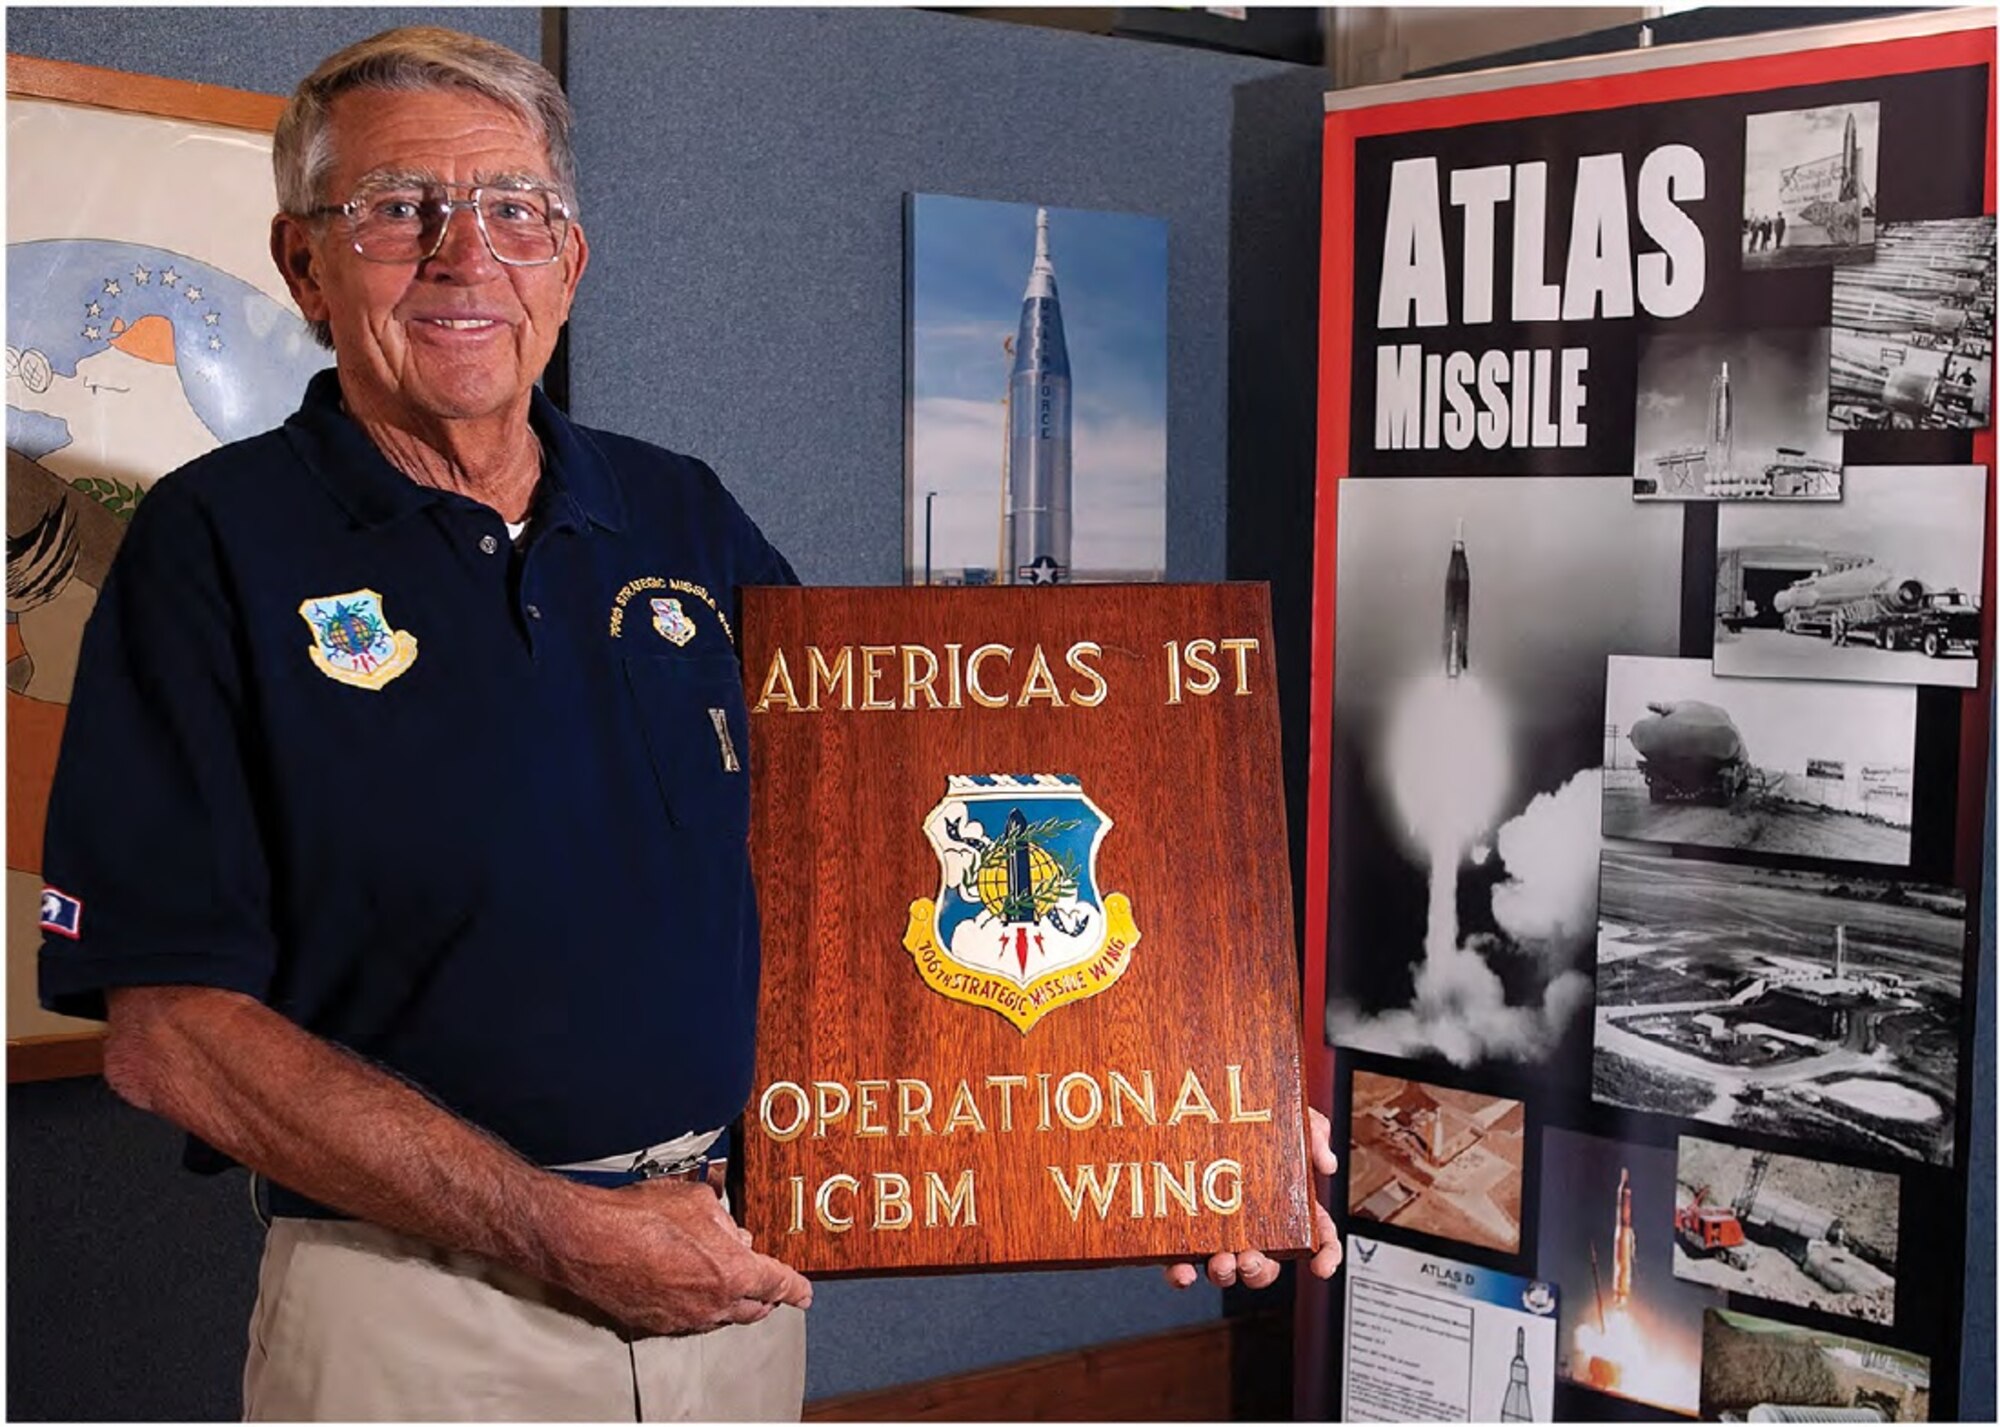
[6,53,285,131]
[9,1031,106,1083]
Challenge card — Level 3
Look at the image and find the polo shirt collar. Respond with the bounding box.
[286,368,627,534]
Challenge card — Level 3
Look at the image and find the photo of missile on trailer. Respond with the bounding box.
[1714,464,1986,688]
[1831,215,1994,431]
[1537,1130,1719,1417]
[904,192,1166,587]
[1741,101,1879,271]
[1631,328,1842,500]
[1593,847,1964,1164]
[1345,1069,1525,1253]
[1601,655,1917,866]
[1672,1134,1899,1326]
[1325,477,1682,1070]
[1700,1308,1930,1422]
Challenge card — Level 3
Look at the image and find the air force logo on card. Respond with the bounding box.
[902,774,1139,1033]
[298,589,418,691]
[651,596,697,646]
[39,886,82,939]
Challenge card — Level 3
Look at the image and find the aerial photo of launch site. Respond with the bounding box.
[1673,1135,1899,1326]
[1701,1309,1930,1422]
[1347,1071,1525,1252]
[1593,848,1964,1163]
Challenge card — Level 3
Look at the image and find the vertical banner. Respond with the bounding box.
[1304,12,1994,1422]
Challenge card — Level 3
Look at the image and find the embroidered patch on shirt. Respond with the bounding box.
[39,886,82,939]
[298,589,419,691]
[652,597,697,646]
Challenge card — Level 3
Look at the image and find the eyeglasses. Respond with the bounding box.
[309,183,573,266]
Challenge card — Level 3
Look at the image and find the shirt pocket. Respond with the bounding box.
[623,655,752,837]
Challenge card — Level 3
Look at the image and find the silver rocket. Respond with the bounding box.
[1002,208,1073,585]
[1707,360,1735,481]
[1840,112,1861,201]
[1444,518,1470,678]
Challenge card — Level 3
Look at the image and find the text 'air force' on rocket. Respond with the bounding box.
[1444,518,1470,677]
[1002,208,1073,585]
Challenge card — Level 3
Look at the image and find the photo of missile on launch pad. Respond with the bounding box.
[1701,1309,1930,1423]
[1741,102,1879,271]
[1714,465,1986,688]
[1601,656,1917,867]
[1831,216,1994,432]
[1346,1069,1525,1253]
[1632,329,1841,501]
[1673,1134,1899,1327]
[1593,847,1964,1164]
[904,192,1167,588]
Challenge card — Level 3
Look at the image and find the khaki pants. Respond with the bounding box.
[243,1218,806,1421]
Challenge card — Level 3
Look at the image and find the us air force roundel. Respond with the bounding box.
[297,589,418,691]
[903,774,1139,1033]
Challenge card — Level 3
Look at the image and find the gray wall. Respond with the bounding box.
[4,5,1305,1417]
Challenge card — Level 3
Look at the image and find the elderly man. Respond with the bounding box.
[39,25,1337,1423]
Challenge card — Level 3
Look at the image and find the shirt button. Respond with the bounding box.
[526,604,543,620]
[479,534,499,555]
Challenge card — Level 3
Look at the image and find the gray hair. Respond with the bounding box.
[274,26,576,217]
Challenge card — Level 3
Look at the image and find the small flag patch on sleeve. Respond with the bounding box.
[39,887,82,939]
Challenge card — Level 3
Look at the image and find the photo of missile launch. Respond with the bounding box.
[1673,1134,1900,1325]
[1742,101,1879,270]
[1632,328,1842,500]
[1714,464,1985,688]
[1593,847,1964,1163]
[1602,655,1917,866]
[1326,477,1681,1069]
[1537,1130,1719,1416]
[1830,216,1994,431]
[904,192,1166,587]
[1701,1309,1930,1422]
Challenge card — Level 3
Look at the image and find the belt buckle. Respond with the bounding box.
[631,1150,708,1183]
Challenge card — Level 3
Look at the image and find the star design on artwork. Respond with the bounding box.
[84,301,102,318]
[160,268,180,287]
[132,265,151,285]
[102,278,122,296]
[185,285,203,301]
[203,311,220,326]
[207,335,223,351]
[82,325,101,341]
[1016,554,1064,586]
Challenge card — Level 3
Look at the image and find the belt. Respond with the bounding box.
[258,1128,729,1223]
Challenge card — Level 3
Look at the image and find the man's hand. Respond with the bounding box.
[1163,1105,1342,1290]
[550,1177,813,1334]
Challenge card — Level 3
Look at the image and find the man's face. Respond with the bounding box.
[272,87,588,433]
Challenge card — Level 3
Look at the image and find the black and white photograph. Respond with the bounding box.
[1593,847,1964,1164]
[1830,216,1995,431]
[1325,477,1681,1069]
[1602,656,1916,866]
[1631,329,1841,500]
[1673,1134,1900,1326]
[1714,464,1987,688]
[1741,101,1879,270]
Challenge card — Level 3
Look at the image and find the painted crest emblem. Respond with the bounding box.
[903,774,1140,1033]
[651,596,697,646]
[297,588,418,691]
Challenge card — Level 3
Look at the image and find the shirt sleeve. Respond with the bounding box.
[37,476,279,1021]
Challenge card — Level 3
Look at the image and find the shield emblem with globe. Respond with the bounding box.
[903,774,1140,1032]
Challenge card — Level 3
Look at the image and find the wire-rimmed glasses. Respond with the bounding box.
[309,182,572,267]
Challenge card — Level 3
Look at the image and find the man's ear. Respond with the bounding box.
[270,214,331,326]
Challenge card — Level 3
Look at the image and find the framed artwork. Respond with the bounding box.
[6,56,328,1080]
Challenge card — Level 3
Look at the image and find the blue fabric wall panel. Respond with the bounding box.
[564,7,1291,587]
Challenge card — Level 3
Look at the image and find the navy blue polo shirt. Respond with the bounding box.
[39,369,796,1168]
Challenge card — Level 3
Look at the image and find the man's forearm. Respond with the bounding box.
[104,985,583,1283]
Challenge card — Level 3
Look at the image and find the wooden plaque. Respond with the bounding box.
[739,584,1313,1274]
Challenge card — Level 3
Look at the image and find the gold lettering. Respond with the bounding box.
[1108,1070,1157,1127]
[1225,1065,1272,1123]
[813,1080,852,1137]
[754,649,800,713]
[1066,641,1108,707]
[854,1079,890,1137]
[902,645,942,710]
[1183,639,1221,696]
[760,1082,810,1141]
[966,643,1013,708]
[1164,640,1183,705]
[1167,1068,1222,1126]
[1154,1160,1199,1217]
[860,645,897,711]
[943,642,964,709]
[1048,1162,1122,1221]
[1036,1071,1054,1131]
[942,1079,988,1134]
[815,1174,859,1232]
[985,1074,1028,1133]
[787,1175,806,1234]
[1220,637,1260,695]
[1127,1160,1145,1218]
[926,1169,979,1227]
[808,646,854,712]
[872,1172,914,1230]
[897,1078,935,1135]
[1202,1158,1245,1215]
[1055,1072,1104,1130]
[1017,645,1065,707]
